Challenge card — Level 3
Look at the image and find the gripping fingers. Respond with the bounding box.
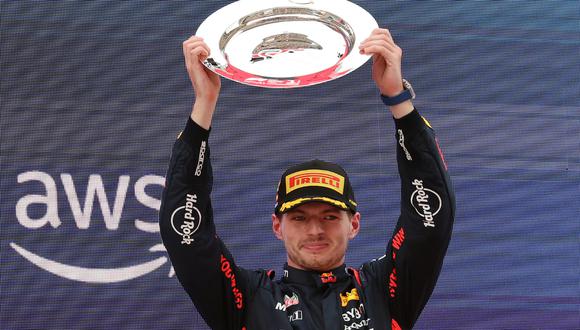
[361,29,393,44]
[359,28,397,53]
[359,40,400,59]
[191,47,209,62]
[370,28,394,41]
[183,36,211,62]
[360,28,402,57]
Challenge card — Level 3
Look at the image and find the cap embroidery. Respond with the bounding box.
[285,169,345,194]
[279,197,348,213]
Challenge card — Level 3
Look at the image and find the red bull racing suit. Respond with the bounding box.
[159,108,455,330]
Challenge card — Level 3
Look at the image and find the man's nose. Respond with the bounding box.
[305,218,325,235]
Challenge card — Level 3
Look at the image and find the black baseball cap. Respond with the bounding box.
[275,159,357,214]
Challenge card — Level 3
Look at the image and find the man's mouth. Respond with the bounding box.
[301,242,329,252]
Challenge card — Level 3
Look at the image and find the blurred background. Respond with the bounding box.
[1,1,578,329]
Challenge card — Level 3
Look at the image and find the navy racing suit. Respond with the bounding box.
[159,108,455,330]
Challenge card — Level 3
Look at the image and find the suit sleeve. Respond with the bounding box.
[159,118,248,330]
[386,109,456,329]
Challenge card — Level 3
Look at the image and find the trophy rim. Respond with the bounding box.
[196,0,379,89]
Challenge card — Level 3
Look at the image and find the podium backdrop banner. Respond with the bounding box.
[1,1,578,329]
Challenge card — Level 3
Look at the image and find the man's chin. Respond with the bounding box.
[301,257,338,272]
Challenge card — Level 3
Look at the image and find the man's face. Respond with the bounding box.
[272,202,360,272]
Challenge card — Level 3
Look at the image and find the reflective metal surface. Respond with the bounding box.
[196,0,378,88]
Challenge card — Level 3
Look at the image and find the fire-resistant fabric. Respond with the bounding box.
[159,107,455,330]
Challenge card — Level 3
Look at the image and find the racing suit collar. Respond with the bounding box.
[282,263,350,288]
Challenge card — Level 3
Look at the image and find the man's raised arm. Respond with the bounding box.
[159,37,248,330]
[362,28,456,329]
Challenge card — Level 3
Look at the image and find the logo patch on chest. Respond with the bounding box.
[275,292,300,311]
[340,288,360,307]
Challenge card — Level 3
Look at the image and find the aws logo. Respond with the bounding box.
[11,171,174,284]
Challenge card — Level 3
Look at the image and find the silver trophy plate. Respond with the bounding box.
[196,0,378,88]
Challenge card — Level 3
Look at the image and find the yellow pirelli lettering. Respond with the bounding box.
[286,170,345,194]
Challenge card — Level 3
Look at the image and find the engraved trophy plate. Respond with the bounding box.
[196,0,378,88]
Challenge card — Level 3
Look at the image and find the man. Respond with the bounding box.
[160,28,455,329]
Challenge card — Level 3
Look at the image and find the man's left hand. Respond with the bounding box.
[360,28,404,97]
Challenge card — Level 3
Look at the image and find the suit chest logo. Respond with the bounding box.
[275,292,300,311]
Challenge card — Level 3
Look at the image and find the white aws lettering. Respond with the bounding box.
[16,171,165,231]
[13,171,172,284]
[61,174,129,230]
[134,175,165,233]
[16,171,62,228]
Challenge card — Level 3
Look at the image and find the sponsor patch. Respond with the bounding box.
[410,179,442,228]
[340,288,360,307]
[284,292,299,308]
[397,129,413,161]
[170,194,202,244]
[344,318,370,330]
[275,292,300,312]
[320,272,337,283]
[342,304,368,328]
[284,293,300,308]
[288,310,303,323]
[389,268,397,298]
[220,254,243,309]
[286,169,345,194]
[194,141,206,176]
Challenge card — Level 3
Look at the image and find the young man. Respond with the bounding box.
[160,28,455,329]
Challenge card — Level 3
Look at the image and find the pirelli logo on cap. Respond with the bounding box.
[286,170,345,194]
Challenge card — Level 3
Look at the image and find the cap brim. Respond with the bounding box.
[278,196,351,214]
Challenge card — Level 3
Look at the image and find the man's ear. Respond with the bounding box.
[272,214,283,240]
[348,212,361,240]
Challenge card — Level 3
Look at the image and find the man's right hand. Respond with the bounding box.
[183,36,221,101]
[182,36,221,129]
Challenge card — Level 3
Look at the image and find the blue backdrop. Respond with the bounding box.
[1,1,578,329]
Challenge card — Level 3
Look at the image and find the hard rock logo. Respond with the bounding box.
[410,179,442,228]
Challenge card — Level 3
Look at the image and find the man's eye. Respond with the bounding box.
[291,216,305,221]
[323,215,338,221]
